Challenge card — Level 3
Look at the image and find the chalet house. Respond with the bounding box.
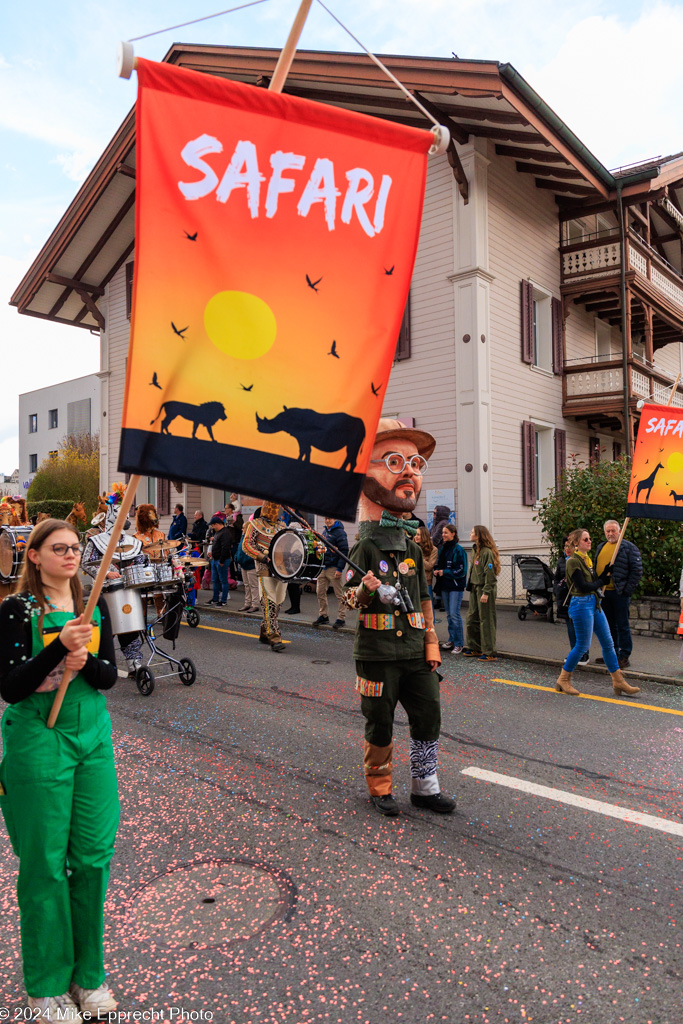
[11,45,683,554]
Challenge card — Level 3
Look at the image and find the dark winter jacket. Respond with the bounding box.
[210,525,234,564]
[168,513,187,540]
[595,539,643,597]
[189,516,209,542]
[553,554,570,620]
[435,540,467,592]
[322,521,349,570]
[429,505,452,544]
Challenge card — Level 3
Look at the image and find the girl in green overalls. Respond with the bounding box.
[0,519,119,1022]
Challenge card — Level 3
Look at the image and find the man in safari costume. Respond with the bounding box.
[342,419,455,817]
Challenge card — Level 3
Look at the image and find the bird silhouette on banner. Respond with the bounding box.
[171,322,188,339]
[329,340,340,359]
[306,274,322,292]
[149,372,162,389]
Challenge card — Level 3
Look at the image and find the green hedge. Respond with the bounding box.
[27,500,77,522]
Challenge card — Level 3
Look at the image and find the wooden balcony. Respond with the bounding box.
[562,355,683,427]
[561,230,683,325]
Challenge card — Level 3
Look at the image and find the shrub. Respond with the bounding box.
[27,434,100,524]
[27,500,74,521]
[534,455,683,598]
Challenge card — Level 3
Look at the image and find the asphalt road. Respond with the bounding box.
[2,609,683,1024]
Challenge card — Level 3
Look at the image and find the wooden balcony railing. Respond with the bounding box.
[560,231,683,312]
[563,357,683,411]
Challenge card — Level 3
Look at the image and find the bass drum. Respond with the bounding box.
[268,529,324,582]
[0,526,32,584]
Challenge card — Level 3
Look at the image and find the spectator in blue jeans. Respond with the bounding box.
[433,525,467,653]
[555,528,640,698]
[207,516,233,606]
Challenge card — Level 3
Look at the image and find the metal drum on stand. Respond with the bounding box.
[103,586,146,635]
[268,529,324,582]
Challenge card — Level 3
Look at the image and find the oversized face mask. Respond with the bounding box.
[362,438,424,514]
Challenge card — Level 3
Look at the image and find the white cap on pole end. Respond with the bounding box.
[117,41,136,79]
[429,124,450,156]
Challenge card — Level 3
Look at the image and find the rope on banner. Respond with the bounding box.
[313,0,450,155]
[126,0,269,43]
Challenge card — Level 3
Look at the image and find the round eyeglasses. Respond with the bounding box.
[370,453,428,475]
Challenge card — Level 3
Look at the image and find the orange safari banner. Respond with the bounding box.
[626,403,683,520]
[119,59,431,519]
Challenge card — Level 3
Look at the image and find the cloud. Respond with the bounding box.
[525,2,683,168]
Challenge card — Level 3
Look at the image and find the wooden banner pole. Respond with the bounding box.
[268,0,313,94]
[610,373,681,566]
[47,474,141,729]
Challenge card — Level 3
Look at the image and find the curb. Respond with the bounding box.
[194,602,683,689]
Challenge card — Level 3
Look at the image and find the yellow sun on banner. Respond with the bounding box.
[204,291,277,360]
[667,451,683,473]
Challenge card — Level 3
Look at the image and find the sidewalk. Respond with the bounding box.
[194,584,683,687]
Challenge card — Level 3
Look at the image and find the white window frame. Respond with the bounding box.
[532,420,555,506]
[530,282,553,373]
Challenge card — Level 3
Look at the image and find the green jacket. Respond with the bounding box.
[469,545,497,596]
[566,553,604,608]
[342,523,429,662]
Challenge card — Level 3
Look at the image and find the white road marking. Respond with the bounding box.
[461,766,683,838]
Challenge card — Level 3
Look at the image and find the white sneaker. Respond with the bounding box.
[28,995,82,1022]
[451,646,463,654]
[70,983,118,1016]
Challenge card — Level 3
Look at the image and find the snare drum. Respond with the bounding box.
[154,563,174,584]
[0,526,32,583]
[123,564,156,588]
[102,587,145,635]
[268,529,324,582]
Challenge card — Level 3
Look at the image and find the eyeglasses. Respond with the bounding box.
[49,543,81,557]
[370,453,428,475]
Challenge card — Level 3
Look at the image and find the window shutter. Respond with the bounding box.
[589,436,600,466]
[126,262,134,320]
[551,297,563,375]
[554,428,566,490]
[157,478,171,516]
[395,293,411,361]
[521,281,534,364]
[522,421,537,505]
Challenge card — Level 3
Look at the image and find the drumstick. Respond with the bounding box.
[281,506,366,576]
[47,474,141,729]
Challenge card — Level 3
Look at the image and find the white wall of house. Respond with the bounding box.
[19,373,101,496]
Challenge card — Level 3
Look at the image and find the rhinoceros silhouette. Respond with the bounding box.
[256,407,365,471]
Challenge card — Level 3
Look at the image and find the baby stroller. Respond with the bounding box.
[516,556,554,622]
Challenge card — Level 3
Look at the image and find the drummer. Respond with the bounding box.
[134,504,165,555]
[82,490,147,676]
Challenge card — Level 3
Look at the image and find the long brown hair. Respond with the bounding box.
[416,526,435,556]
[472,524,501,575]
[14,519,84,631]
[568,528,589,551]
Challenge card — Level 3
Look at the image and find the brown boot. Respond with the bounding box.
[555,668,580,696]
[611,669,640,696]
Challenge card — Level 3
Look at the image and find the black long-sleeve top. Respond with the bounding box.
[0,594,117,705]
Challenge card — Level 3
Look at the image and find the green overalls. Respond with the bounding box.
[465,545,498,656]
[0,606,120,998]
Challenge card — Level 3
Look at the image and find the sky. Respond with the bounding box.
[2,0,683,476]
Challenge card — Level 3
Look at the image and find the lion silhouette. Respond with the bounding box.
[150,400,226,441]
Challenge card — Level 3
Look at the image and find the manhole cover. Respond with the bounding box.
[131,859,295,948]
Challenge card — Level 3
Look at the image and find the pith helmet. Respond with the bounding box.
[373,418,436,460]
